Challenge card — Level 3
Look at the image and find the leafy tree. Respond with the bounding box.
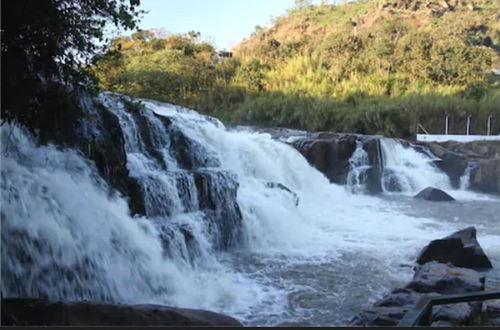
[1,0,143,136]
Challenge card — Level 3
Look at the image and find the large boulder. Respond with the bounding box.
[416,227,493,269]
[414,187,455,201]
[1,298,242,326]
[406,262,485,294]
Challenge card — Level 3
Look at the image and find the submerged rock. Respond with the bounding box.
[265,182,299,206]
[416,227,493,269]
[1,298,242,326]
[414,187,455,201]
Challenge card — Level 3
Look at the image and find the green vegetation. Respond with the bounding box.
[1,0,142,140]
[95,0,500,137]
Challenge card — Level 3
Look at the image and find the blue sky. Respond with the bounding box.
[134,0,299,50]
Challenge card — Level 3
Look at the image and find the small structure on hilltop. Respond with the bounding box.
[218,51,233,59]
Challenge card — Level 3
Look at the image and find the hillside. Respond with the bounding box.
[236,0,500,67]
[94,0,500,138]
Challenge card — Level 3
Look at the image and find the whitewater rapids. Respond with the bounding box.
[2,94,499,325]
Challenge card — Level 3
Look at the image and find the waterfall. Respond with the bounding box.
[460,162,475,190]
[0,122,262,312]
[378,138,451,194]
[346,141,370,194]
[4,93,496,325]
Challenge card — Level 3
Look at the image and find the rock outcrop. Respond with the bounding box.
[290,132,360,185]
[1,298,243,326]
[351,227,494,326]
[406,262,485,294]
[417,227,493,269]
[469,159,500,195]
[421,140,500,195]
[280,131,385,194]
[414,187,455,201]
[426,143,468,188]
[268,128,499,196]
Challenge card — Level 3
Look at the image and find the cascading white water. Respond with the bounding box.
[379,138,451,194]
[2,94,499,326]
[0,123,261,313]
[346,141,370,194]
[460,162,475,190]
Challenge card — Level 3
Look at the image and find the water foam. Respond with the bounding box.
[2,94,498,326]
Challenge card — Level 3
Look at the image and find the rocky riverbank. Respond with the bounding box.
[1,298,243,326]
[351,227,499,326]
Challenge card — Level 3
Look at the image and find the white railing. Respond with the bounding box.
[417,115,498,142]
[417,134,500,142]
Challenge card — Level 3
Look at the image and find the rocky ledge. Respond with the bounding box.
[265,128,500,195]
[420,140,500,195]
[351,227,499,326]
[1,298,243,326]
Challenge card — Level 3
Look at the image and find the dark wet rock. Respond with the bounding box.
[133,110,168,170]
[350,306,410,326]
[361,138,385,195]
[193,170,242,249]
[486,300,500,318]
[1,298,242,326]
[126,177,146,216]
[290,133,358,185]
[438,140,500,160]
[365,165,383,194]
[427,143,468,189]
[374,288,422,307]
[75,98,131,200]
[406,262,485,294]
[265,182,299,206]
[421,140,500,195]
[432,302,473,325]
[414,187,455,201]
[469,159,500,195]
[383,168,405,192]
[430,320,455,327]
[287,132,386,194]
[416,227,493,269]
[353,227,493,327]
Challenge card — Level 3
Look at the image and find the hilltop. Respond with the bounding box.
[94,0,500,138]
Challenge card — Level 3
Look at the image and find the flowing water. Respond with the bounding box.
[1,94,499,326]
